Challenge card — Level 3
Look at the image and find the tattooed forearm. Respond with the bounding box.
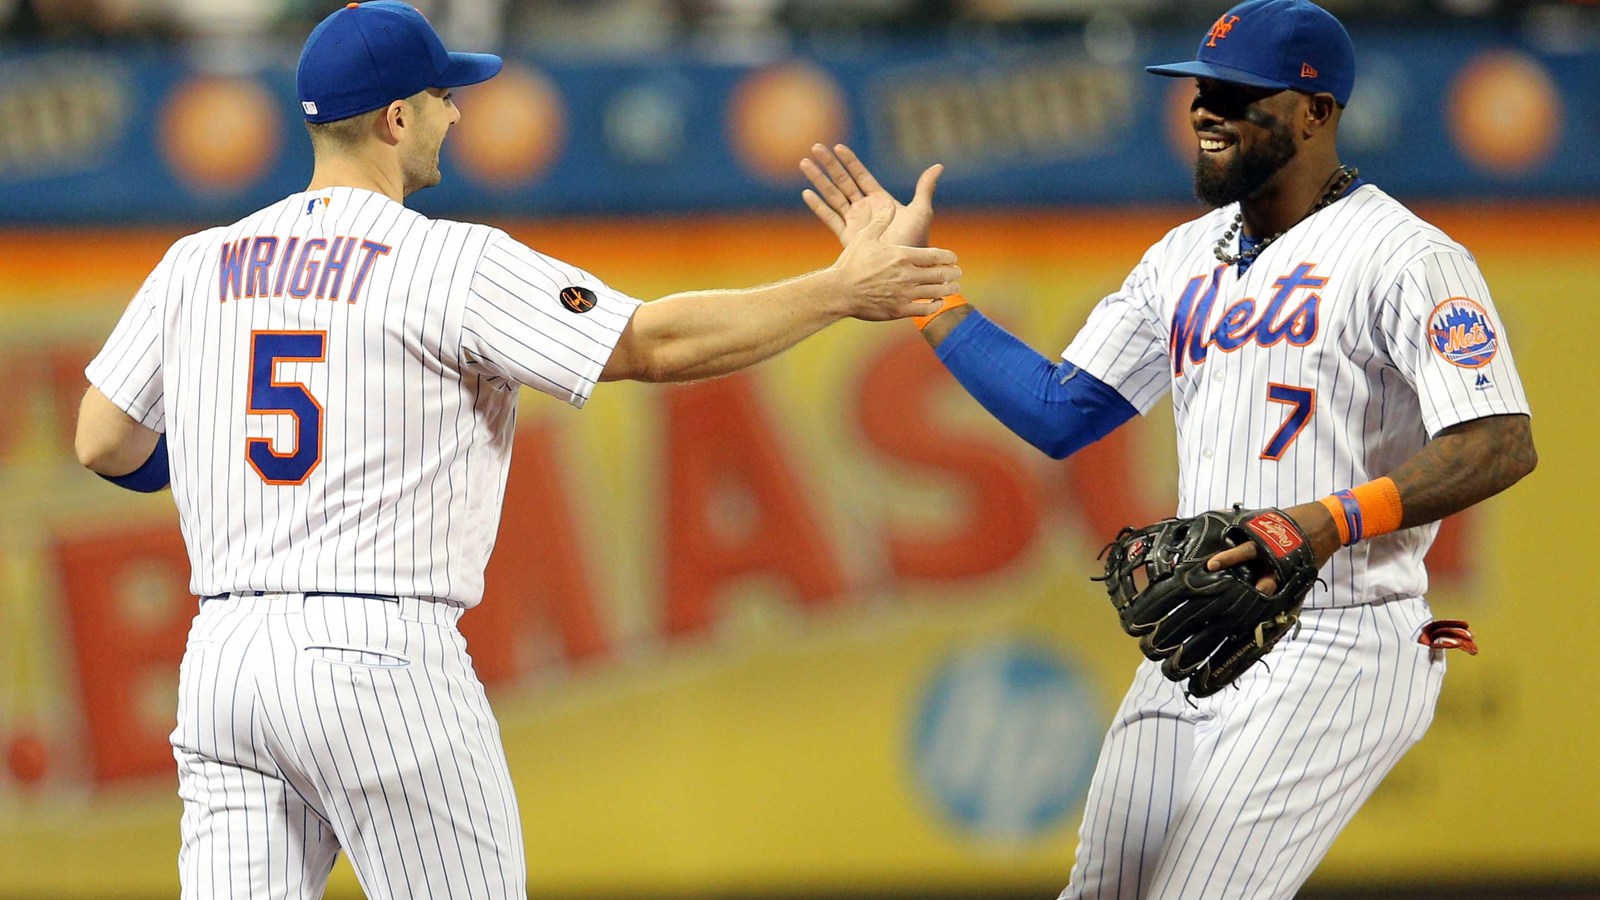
[1390,414,1536,528]
[921,304,975,349]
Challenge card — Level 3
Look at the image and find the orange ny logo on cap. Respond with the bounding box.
[1301,62,1319,78]
[1206,14,1241,47]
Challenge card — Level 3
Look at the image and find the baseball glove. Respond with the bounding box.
[1094,506,1319,697]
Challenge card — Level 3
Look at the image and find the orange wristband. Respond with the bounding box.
[1319,495,1351,545]
[1320,476,1403,546]
[913,293,968,331]
[1352,477,1404,534]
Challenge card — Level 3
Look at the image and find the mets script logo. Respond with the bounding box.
[1427,297,1497,368]
[1206,14,1241,47]
[559,285,598,314]
[1170,262,1327,378]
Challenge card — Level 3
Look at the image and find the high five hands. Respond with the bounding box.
[832,197,962,321]
[801,143,944,249]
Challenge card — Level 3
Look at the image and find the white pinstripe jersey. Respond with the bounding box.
[86,186,641,605]
[1064,184,1529,609]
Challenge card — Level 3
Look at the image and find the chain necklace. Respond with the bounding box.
[1213,166,1359,266]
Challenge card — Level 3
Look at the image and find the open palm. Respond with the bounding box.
[800,143,943,249]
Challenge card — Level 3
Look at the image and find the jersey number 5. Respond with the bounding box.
[247,330,326,484]
[1261,382,1315,460]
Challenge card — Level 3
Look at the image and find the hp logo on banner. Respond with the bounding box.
[911,640,1100,842]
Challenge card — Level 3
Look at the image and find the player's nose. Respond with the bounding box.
[1190,102,1225,132]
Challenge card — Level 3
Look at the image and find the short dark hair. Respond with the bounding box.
[303,90,429,152]
[304,108,383,151]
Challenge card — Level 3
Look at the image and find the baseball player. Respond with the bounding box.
[801,1,1535,896]
[71,2,959,898]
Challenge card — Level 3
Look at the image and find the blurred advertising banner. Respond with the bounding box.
[1,26,1597,224]
[0,208,1592,897]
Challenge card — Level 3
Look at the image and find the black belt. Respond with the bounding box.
[202,591,400,602]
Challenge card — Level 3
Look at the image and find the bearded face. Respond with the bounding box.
[1189,80,1300,208]
[1194,110,1297,207]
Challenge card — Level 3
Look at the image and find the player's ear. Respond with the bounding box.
[378,100,408,145]
[1302,93,1337,138]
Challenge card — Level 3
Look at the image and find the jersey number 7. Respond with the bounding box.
[247,330,326,484]
[1262,382,1315,460]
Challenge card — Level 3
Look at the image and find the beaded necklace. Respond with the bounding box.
[1213,166,1359,266]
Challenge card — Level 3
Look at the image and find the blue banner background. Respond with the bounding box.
[1,26,1595,224]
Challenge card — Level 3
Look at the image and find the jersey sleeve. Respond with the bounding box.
[84,256,168,430]
[1380,248,1530,436]
[1059,254,1172,415]
[460,232,643,408]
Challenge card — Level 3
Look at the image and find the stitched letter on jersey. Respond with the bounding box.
[219,235,392,304]
[1171,262,1327,377]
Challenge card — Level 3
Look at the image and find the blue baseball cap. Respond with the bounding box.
[1146,0,1355,106]
[297,1,503,123]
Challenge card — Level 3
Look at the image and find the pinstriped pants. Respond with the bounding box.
[1061,596,1445,900]
[171,593,526,899]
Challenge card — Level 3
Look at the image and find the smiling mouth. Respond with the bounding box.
[1198,133,1234,153]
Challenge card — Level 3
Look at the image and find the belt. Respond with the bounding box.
[201,590,400,602]
[197,591,465,626]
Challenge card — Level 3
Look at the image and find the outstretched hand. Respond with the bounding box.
[801,143,943,249]
[832,198,961,321]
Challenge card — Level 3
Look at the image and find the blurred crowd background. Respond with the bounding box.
[4,0,1600,48]
[1,1,1597,898]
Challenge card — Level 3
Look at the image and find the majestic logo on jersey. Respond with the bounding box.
[1170,262,1327,377]
[1427,297,1497,368]
[1206,14,1240,47]
[1474,372,1493,391]
[559,285,597,314]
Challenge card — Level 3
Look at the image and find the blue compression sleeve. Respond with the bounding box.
[934,311,1137,459]
[99,433,170,493]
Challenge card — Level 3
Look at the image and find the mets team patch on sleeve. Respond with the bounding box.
[1427,297,1498,368]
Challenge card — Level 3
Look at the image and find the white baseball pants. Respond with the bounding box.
[171,593,526,899]
[1061,596,1446,900]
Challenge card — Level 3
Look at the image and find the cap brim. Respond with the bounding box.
[1145,60,1289,92]
[437,52,503,88]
